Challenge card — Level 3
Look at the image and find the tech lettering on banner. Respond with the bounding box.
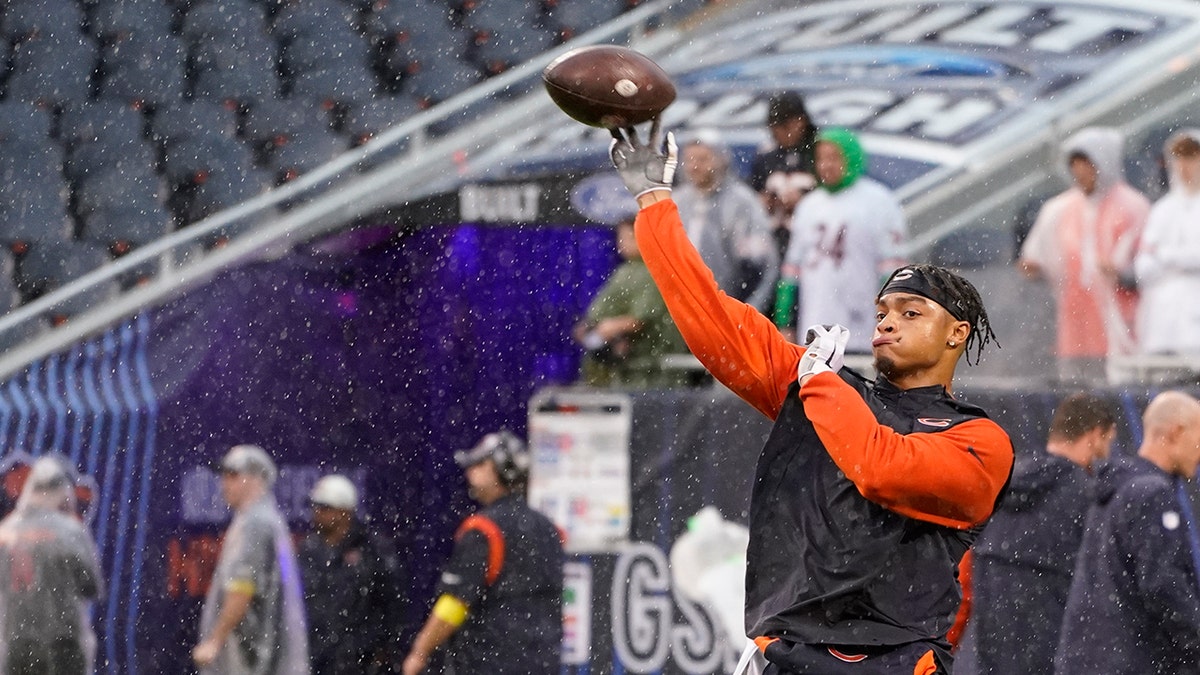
[610,542,738,674]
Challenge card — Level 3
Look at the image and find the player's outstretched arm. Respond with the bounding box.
[611,123,800,418]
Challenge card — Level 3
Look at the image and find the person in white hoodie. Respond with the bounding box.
[1134,129,1200,357]
[1018,127,1151,385]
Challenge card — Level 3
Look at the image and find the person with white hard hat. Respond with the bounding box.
[298,474,404,675]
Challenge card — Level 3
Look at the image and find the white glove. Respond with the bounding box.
[797,324,850,381]
[609,120,677,198]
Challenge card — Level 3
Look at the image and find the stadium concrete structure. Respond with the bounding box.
[0,0,1198,673]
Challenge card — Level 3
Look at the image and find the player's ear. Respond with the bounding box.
[948,320,970,349]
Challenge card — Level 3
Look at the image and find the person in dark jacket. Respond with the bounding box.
[402,431,563,675]
[749,90,818,260]
[610,123,1014,674]
[1055,390,1200,675]
[299,474,404,675]
[963,392,1117,674]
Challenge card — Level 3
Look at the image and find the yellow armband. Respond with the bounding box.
[226,579,256,596]
[432,594,469,627]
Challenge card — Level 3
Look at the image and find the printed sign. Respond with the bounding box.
[527,390,632,553]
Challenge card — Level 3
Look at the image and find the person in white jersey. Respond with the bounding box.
[782,127,908,352]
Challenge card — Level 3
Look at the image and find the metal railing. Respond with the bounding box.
[0,0,688,379]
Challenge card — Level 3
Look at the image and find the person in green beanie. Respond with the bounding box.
[778,127,908,351]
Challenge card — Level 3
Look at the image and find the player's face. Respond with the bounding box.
[871,293,959,378]
[1069,156,1098,194]
[815,141,847,186]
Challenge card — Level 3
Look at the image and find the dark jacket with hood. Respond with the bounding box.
[1055,455,1200,674]
[968,452,1093,674]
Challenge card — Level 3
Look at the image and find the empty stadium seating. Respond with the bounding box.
[0,0,654,328]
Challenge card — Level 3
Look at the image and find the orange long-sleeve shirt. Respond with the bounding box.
[635,198,1012,529]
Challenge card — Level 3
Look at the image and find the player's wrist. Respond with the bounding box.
[636,189,672,208]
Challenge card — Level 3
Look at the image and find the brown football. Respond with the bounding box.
[542,45,676,129]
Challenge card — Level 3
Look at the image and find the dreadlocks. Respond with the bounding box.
[877,263,999,366]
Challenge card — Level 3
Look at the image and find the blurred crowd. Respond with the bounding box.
[569,89,1200,390]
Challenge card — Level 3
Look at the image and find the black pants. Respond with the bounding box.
[7,636,86,675]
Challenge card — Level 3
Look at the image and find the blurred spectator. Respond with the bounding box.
[572,216,691,388]
[193,445,309,675]
[963,393,1117,675]
[781,127,907,351]
[1055,391,1200,674]
[0,456,102,675]
[1017,127,1150,385]
[674,131,779,314]
[299,474,405,675]
[749,91,818,260]
[1134,129,1200,357]
[403,431,562,675]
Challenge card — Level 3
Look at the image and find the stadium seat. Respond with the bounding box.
[97,32,188,109]
[460,0,544,34]
[2,0,86,42]
[0,101,54,142]
[80,203,175,258]
[88,0,176,41]
[17,245,123,322]
[340,94,423,146]
[241,96,331,153]
[280,30,372,79]
[6,33,98,107]
[271,0,359,43]
[545,0,624,39]
[190,47,283,108]
[267,128,349,182]
[161,135,258,191]
[57,101,146,148]
[74,169,168,221]
[18,240,111,295]
[64,134,158,185]
[473,25,558,75]
[289,63,379,111]
[184,163,276,243]
[180,0,270,45]
[402,58,484,104]
[0,204,74,257]
[365,0,456,41]
[149,100,240,147]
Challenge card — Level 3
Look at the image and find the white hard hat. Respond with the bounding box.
[309,474,358,511]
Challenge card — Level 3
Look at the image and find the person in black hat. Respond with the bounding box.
[402,431,563,675]
[750,91,819,258]
[607,121,1014,674]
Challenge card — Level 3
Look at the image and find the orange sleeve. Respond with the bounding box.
[799,372,1013,528]
[635,199,800,419]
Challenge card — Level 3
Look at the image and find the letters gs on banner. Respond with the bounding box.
[610,542,740,675]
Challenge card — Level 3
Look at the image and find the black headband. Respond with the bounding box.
[877,266,968,322]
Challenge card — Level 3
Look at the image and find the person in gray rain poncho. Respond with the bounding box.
[193,444,309,675]
[0,456,102,675]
